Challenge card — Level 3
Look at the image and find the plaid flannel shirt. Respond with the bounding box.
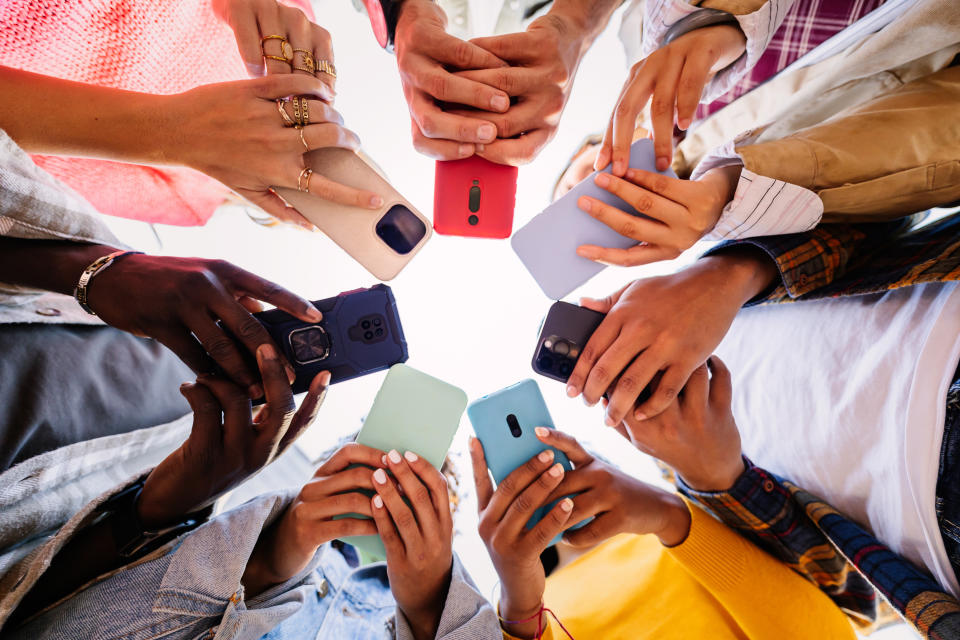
[686,211,960,638]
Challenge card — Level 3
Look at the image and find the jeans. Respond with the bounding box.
[935,360,960,582]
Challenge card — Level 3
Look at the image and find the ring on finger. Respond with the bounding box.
[261,35,293,64]
[315,59,337,79]
[276,99,295,127]
[298,126,309,151]
[292,96,302,126]
[292,48,316,74]
[298,167,313,193]
[299,96,310,126]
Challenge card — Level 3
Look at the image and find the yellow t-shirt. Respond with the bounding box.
[504,500,856,640]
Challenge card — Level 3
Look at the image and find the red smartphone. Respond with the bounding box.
[433,156,518,239]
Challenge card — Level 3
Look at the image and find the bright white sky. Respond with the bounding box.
[103,2,909,636]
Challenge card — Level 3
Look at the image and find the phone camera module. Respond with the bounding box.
[288,326,331,365]
[506,413,523,438]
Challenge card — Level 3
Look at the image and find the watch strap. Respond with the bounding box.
[662,8,740,46]
[73,250,143,315]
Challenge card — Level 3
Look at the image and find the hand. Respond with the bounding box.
[161,75,382,228]
[87,253,319,396]
[619,358,746,492]
[394,0,510,160]
[138,345,331,529]
[470,437,572,639]
[535,427,691,548]
[576,165,740,266]
[212,0,336,86]
[596,24,746,175]
[566,249,777,422]
[371,450,454,640]
[454,13,587,165]
[242,443,385,595]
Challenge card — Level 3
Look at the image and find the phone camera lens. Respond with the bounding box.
[375,328,384,337]
[506,414,523,438]
[553,340,570,356]
[364,331,373,341]
[468,214,479,226]
[559,361,572,377]
[362,320,371,330]
[537,355,554,371]
[373,318,382,327]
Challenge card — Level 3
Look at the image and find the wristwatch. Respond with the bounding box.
[97,480,212,561]
[358,0,408,52]
[662,8,740,46]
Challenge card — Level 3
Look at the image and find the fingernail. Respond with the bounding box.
[458,143,473,158]
[538,449,554,463]
[578,197,592,213]
[476,143,486,152]
[613,160,625,176]
[678,118,691,130]
[594,173,610,187]
[534,426,549,438]
[285,364,296,384]
[478,124,496,141]
[369,195,384,208]
[656,157,669,171]
[257,344,277,361]
[549,463,564,478]
[373,468,387,484]
[635,411,648,421]
[306,306,323,322]
[381,455,387,465]
[249,383,263,399]
[560,498,574,512]
[490,94,509,111]
[403,450,418,463]
[469,436,479,450]
[373,494,383,508]
[388,449,402,464]
[566,384,577,397]
[245,62,265,77]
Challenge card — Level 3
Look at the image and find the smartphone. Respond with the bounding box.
[467,379,589,544]
[433,156,518,238]
[274,148,432,281]
[531,301,653,403]
[532,301,604,383]
[510,139,677,300]
[343,363,468,558]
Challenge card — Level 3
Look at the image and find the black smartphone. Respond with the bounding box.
[532,301,651,403]
[224,284,408,402]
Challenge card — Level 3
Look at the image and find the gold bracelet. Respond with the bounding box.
[315,59,337,79]
[73,250,144,315]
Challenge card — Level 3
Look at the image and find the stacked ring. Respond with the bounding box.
[276,99,295,127]
[299,127,309,151]
[261,35,293,64]
[292,48,316,74]
[292,96,302,126]
[298,167,314,193]
[299,96,310,126]
[315,60,337,79]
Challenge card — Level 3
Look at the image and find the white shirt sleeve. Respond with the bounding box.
[692,139,823,240]
[634,0,798,102]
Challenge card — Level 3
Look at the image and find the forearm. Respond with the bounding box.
[0,67,171,164]
[548,0,623,50]
[0,237,118,294]
[694,245,779,306]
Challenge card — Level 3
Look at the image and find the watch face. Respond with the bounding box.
[363,0,389,48]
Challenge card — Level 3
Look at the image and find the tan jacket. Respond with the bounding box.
[675,0,960,219]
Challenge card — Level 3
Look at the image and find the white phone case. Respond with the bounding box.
[274,148,432,281]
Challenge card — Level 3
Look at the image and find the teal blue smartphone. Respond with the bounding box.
[467,379,589,544]
[341,363,467,559]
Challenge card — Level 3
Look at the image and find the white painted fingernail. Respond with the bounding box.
[388,450,402,464]
[369,195,384,208]
[404,450,418,463]
[373,468,387,484]
[549,463,564,478]
[560,498,573,512]
[373,494,383,508]
[534,427,549,438]
[538,450,554,463]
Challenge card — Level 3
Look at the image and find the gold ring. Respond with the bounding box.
[299,96,310,126]
[315,59,336,79]
[298,167,313,192]
[298,126,309,151]
[276,99,295,127]
[292,48,316,74]
[292,96,302,126]
[261,35,293,63]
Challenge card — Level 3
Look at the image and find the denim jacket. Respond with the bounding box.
[8,490,501,640]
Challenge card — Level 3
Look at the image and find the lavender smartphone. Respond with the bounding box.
[510,139,677,300]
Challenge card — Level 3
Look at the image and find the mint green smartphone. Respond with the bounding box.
[341,363,467,559]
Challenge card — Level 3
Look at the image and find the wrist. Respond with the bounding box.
[499,592,545,640]
[679,456,747,493]
[548,0,618,45]
[653,492,692,547]
[695,247,778,306]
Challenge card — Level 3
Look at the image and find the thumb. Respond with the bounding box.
[579,282,628,314]
[181,382,222,451]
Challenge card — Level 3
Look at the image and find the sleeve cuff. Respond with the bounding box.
[678,457,793,529]
[706,168,823,240]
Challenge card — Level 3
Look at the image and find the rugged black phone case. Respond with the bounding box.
[225,284,408,401]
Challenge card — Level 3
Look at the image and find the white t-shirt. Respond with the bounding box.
[716,281,960,596]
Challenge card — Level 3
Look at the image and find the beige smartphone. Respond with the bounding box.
[274,148,432,281]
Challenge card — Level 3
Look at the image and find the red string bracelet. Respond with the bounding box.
[499,603,576,640]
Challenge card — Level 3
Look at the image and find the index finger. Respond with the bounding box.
[314,442,387,477]
[707,356,733,409]
[228,7,265,76]
[469,437,495,512]
[532,427,592,467]
[428,31,507,70]
[469,33,536,63]
[222,264,322,324]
